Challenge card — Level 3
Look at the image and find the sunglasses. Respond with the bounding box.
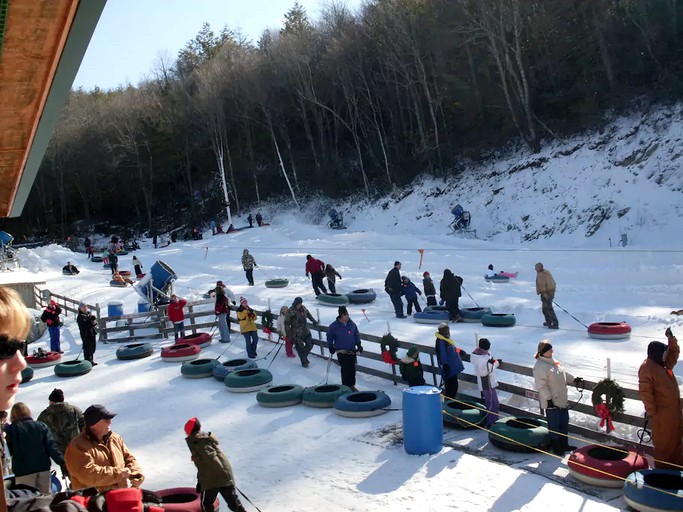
[0,336,25,360]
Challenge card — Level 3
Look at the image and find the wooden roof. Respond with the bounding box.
[0,0,106,218]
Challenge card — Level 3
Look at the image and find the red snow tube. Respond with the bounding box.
[26,351,62,368]
[136,273,146,279]
[179,332,212,348]
[160,343,200,362]
[568,444,649,488]
[154,487,218,512]
[587,322,631,340]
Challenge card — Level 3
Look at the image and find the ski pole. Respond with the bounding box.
[552,300,588,328]
[266,337,285,370]
[461,284,480,308]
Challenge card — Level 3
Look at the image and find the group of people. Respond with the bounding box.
[384,261,464,321]
[39,300,99,365]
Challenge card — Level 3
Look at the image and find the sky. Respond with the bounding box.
[4,105,683,510]
[73,0,364,91]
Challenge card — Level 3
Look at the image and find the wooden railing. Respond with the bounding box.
[34,290,649,448]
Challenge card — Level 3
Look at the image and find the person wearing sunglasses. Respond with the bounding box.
[0,287,29,413]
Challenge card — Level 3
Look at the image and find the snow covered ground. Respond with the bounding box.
[3,106,683,511]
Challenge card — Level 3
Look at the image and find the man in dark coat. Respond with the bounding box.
[184,418,246,512]
[37,389,85,455]
[434,323,466,399]
[326,306,362,390]
[76,303,98,365]
[384,261,405,318]
[439,269,463,322]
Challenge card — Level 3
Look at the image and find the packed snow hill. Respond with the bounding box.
[4,105,683,511]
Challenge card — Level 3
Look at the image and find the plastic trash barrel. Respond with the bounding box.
[137,300,151,313]
[108,301,123,317]
[403,386,443,455]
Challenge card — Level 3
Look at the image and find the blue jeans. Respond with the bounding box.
[217,313,230,342]
[173,322,185,341]
[48,326,61,352]
[546,407,569,449]
[243,331,259,358]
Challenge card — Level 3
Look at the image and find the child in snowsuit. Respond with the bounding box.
[324,264,342,294]
[400,346,426,387]
[184,418,247,512]
[277,306,295,358]
[470,338,501,427]
[400,276,422,315]
[423,272,437,306]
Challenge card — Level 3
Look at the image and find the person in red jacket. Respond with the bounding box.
[305,254,327,296]
[167,295,187,341]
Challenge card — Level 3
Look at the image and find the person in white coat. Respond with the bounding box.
[470,338,500,427]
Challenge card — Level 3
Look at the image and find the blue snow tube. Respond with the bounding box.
[460,307,492,323]
[484,274,510,283]
[481,313,516,327]
[212,358,257,381]
[414,310,449,324]
[423,305,448,313]
[623,469,683,512]
[333,391,391,418]
[346,289,377,304]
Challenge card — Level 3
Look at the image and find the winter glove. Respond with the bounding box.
[546,400,556,409]
[573,377,584,386]
[357,346,363,355]
[458,349,468,358]
[442,364,451,375]
[339,276,342,280]
[329,348,336,355]
[488,357,496,365]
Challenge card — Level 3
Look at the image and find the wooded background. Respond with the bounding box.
[8,0,683,238]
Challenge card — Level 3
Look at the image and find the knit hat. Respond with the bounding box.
[293,297,303,306]
[535,340,553,359]
[48,388,64,403]
[78,302,86,310]
[647,341,667,366]
[478,338,491,351]
[240,297,248,305]
[437,322,450,336]
[338,306,348,317]
[216,280,225,287]
[407,346,419,358]
[394,261,401,266]
[306,255,312,260]
[423,271,430,277]
[184,417,201,436]
[488,264,494,271]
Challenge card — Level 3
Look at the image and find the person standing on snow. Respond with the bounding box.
[76,302,98,365]
[324,263,342,294]
[384,261,405,318]
[167,295,187,341]
[241,249,257,286]
[422,271,437,306]
[37,388,84,456]
[277,306,295,358]
[400,276,423,315]
[638,327,683,469]
[132,255,143,276]
[184,417,247,512]
[214,287,232,343]
[41,300,63,353]
[255,212,263,227]
[439,269,463,322]
[327,306,362,391]
[435,323,466,399]
[236,297,259,358]
[247,213,253,228]
[305,255,328,296]
[535,262,558,329]
[470,338,500,427]
[286,297,318,368]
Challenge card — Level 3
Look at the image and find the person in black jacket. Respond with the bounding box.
[77,303,98,365]
[384,261,405,318]
[108,251,118,276]
[5,402,66,494]
[41,301,63,353]
[440,269,463,322]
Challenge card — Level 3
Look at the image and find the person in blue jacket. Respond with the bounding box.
[434,323,466,399]
[326,306,362,391]
[400,276,423,315]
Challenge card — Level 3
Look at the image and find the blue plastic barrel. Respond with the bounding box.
[137,300,151,313]
[403,386,443,455]
[107,301,123,317]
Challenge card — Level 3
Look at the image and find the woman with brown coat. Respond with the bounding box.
[638,327,683,469]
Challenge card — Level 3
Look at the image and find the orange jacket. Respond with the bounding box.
[638,335,680,417]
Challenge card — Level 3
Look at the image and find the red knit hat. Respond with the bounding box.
[184,417,200,436]
[423,271,430,277]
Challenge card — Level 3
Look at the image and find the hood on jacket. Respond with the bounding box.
[243,249,249,255]
[443,269,453,278]
[647,341,667,365]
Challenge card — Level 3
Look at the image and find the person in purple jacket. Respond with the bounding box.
[326,306,362,391]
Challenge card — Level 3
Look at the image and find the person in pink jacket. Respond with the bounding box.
[167,295,187,341]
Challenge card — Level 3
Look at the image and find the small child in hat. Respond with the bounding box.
[399,346,426,387]
[184,417,247,512]
[422,272,437,306]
